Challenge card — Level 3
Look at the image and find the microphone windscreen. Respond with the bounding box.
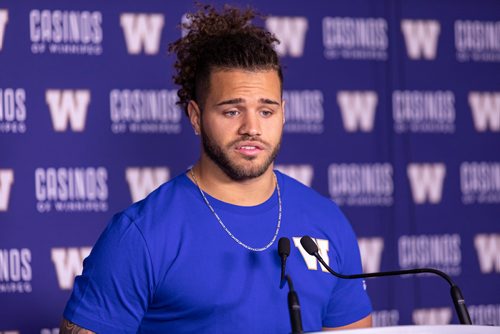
[278,237,290,257]
[300,236,318,255]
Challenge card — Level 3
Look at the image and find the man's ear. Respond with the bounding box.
[187,100,201,135]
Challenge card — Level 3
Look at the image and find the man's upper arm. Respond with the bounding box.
[323,314,373,331]
[62,213,154,332]
[60,318,95,334]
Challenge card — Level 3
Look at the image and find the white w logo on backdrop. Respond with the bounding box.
[474,234,500,274]
[266,17,308,57]
[358,237,384,273]
[468,92,500,132]
[126,167,170,202]
[401,20,441,60]
[292,237,329,272]
[413,308,452,325]
[407,163,446,204]
[45,90,90,132]
[0,10,8,52]
[51,247,91,290]
[120,13,164,55]
[0,169,14,212]
[275,164,313,187]
[337,91,378,132]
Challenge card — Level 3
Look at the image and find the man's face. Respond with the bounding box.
[191,69,284,181]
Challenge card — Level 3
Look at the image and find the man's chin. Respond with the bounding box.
[221,162,273,181]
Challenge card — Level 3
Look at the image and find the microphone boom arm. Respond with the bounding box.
[313,251,472,325]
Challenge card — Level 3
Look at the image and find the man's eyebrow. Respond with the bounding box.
[215,98,280,107]
[260,98,280,106]
[215,98,244,106]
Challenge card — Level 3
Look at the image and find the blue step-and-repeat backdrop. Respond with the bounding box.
[1,0,499,332]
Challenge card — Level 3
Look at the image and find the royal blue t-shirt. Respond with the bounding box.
[64,171,372,333]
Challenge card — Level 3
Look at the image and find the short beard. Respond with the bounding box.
[201,129,281,181]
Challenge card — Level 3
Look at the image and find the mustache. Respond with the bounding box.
[227,136,269,147]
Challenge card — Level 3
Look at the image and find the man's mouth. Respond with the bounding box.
[235,142,264,155]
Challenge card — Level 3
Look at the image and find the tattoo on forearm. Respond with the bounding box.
[60,319,95,334]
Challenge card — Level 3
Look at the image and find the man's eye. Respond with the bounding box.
[260,110,273,117]
[224,110,239,117]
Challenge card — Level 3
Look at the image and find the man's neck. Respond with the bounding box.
[189,158,276,206]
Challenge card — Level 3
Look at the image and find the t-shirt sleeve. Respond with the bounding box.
[322,206,372,328]
[63,212,155,333]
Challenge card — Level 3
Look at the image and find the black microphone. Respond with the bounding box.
[278,237,303,334]
[300,236,472,325]
[278,237,290,289]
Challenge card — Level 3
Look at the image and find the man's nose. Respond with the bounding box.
[238,111,261,137]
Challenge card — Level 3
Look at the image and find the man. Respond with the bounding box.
[60,4,372,333]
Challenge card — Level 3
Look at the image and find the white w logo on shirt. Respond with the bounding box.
[293,237,329,272]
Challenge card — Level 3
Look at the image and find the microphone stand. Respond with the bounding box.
[284,274,303,334]
[279,237,303,334]
[316,254,471,325]
[301,236,472,325]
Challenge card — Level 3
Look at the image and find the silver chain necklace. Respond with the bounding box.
[190,169,282,252]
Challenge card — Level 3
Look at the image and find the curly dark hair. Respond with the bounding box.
[168,3,283,116]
